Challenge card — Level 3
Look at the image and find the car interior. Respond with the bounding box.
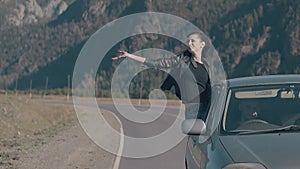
[223,86,300,132]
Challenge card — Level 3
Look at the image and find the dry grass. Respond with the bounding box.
[0,94,76,169]
[0,95,76,139]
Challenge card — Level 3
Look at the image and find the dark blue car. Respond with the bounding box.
[182,74,300,169]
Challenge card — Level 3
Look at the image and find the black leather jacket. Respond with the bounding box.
[144,50,211,104]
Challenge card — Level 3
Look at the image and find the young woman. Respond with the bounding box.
[112,32,211,120]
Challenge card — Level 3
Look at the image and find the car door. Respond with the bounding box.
[185,135,210,169]
[185,83,227,169]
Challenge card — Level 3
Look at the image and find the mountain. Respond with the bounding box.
[0,0,74,28]
[0,0,299,92]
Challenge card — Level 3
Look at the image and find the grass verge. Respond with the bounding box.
[0,95,76,169]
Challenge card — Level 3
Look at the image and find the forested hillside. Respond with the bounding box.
[0,0,299,97]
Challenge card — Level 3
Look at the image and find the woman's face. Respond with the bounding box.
[187,34,204,53]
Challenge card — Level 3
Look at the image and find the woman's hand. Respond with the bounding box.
[112,50,146,63]
[112,50,130,60]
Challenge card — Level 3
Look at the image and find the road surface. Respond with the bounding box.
[42,99,188,169]
[100,102,187,169]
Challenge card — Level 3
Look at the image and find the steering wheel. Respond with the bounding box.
[241,119,269,126]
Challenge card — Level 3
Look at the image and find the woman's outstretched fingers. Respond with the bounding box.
[112,50,126,60]
[112,55,121,60]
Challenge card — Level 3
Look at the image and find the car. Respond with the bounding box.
[182,74,300,169]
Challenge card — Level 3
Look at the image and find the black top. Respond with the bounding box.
[188,62,209,94]
[182,62,209,103]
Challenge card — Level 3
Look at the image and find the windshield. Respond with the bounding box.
[223,84,300,134]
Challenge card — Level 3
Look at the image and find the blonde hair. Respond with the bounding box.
[188,32,206,42]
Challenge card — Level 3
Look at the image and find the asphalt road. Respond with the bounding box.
[99,103,187,169]
[42,99,187,169]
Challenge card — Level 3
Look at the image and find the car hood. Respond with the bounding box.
[220,133,300,169]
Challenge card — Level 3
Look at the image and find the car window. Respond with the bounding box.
[223,84,300,134]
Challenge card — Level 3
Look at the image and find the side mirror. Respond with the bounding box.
[181,119,206,135]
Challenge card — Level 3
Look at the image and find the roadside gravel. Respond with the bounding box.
[14,110,120,169]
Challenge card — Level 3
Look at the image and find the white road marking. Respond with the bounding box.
[112,112,124,169]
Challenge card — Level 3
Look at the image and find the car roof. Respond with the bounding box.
[227,74,300,88]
